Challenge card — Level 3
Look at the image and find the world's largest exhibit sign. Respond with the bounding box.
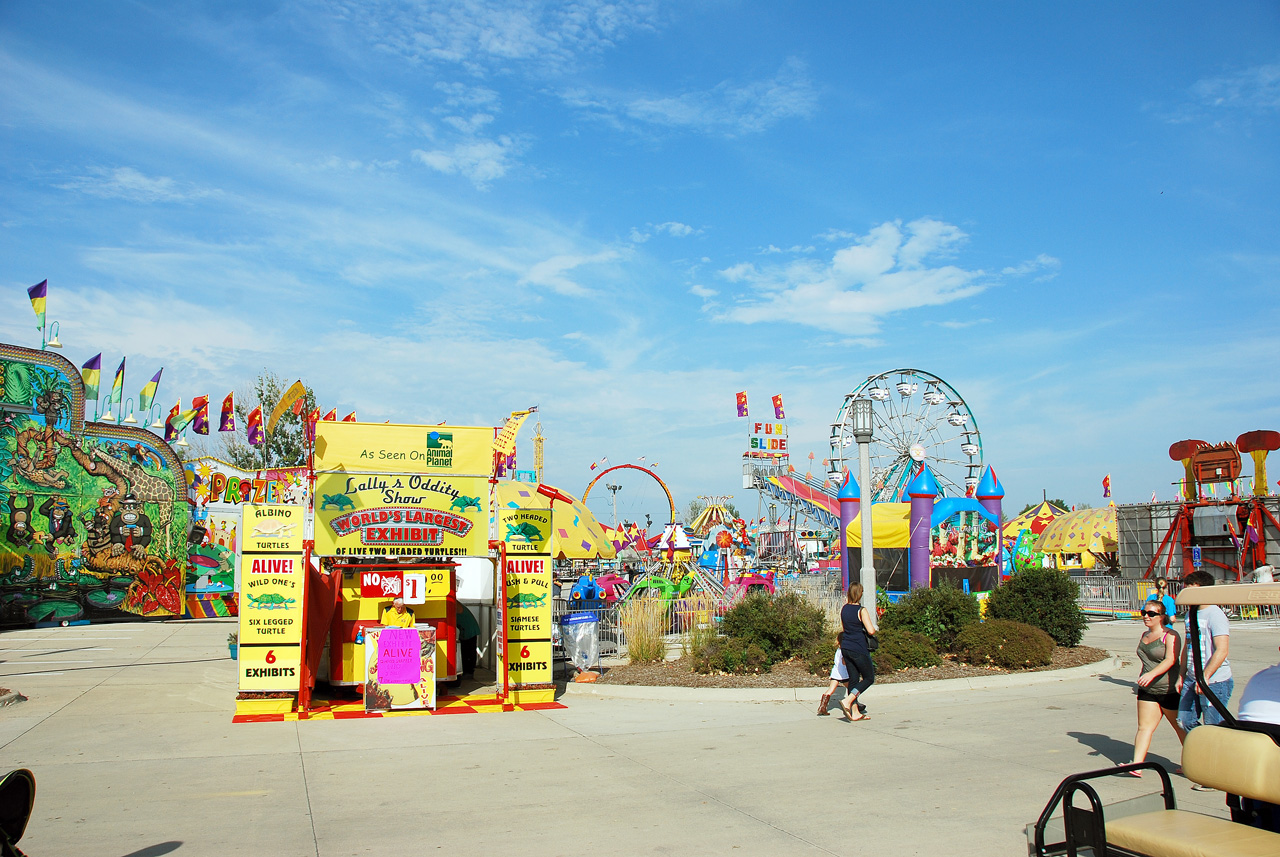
[312,422,490,558]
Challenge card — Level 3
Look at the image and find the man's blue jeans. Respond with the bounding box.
[1178,676,1234,732]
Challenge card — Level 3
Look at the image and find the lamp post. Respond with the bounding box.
[605,483,622,526]
[850,397,876,616]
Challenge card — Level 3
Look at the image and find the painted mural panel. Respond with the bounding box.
[0,344,188,624]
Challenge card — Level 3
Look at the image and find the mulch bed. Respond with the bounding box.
[595,646,1111,689]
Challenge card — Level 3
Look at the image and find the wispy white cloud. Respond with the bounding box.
[322,0,662,75]
[629,221,698,243]
[56,167,220,203]
[564,58,817,136]
[518,248,624,296]
[759,243,815,254]
[1002,253,1060,281]
[412,134,524,188]
[689,284,717,298]
[719,218,986,334]
[1163,63,1280,123]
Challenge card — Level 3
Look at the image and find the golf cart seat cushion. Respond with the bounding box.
[1182,725,1280,803]
[1106,809,1280,857]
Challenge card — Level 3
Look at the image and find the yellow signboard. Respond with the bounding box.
[313,421,492,476]
[239,504,305,691]
[506,640,552,686]
[313,472,489,557]
[500,509,551,554]
[504,556,551,639]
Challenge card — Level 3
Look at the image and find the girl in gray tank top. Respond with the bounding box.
[1129,599,1185,776]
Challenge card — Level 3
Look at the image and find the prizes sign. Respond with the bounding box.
[238,504,306,691]
[314,472,488,557]
[313,421,492,476]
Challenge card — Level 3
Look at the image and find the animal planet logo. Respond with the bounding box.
[424,431,453,468]
[328,506,473,546]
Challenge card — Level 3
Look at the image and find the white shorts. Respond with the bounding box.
[830,648,849,681]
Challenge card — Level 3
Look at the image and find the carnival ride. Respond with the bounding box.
[829,369,983,502]
[582,463,676,525]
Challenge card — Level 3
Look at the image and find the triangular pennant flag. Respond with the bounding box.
[110,358,126,410]
[26,280,47,330]
[247,406,265,446]
[138,369,162,413]
[192,395,209,435]
[322,409,337,421]
[81,354,102,402]
[163,401,180,443]
[220,393,236,432]
[342,412,356,422]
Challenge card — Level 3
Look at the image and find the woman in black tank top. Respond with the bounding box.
[838,582,877,721]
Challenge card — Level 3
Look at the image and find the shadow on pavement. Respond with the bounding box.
[120,841,182,856]
[1067,731,1178,771]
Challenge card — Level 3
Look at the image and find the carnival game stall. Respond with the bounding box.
[183,456,307,618]
[0,343,188,626]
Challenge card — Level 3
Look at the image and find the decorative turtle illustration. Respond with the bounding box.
[505,522,543,542]
[247,593,296,610]
[506,592,546,609]
[320,493,355,511]
[450,495,481,512]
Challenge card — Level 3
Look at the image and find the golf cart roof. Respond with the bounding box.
[1176,581,1280,607]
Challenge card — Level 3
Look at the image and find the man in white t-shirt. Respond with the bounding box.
[1239,648,1280,726]
[1177,571,1232,735]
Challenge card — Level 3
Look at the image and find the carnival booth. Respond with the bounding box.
[0,344,189,627]
[183,456,307,618]
[234,415,561,720]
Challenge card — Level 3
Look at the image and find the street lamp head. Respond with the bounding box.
[850,396,874,442]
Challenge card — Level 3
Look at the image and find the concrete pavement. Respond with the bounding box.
[1,617,1276,856]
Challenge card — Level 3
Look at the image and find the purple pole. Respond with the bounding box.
[907,467,939,589]
[976,466,1006,579]
[837,472,861,591]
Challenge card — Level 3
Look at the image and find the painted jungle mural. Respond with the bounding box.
[0,344,188,624]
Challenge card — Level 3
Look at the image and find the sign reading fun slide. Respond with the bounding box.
[312,421,491,558]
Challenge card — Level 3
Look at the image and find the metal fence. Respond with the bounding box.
[1073,575,1280,624]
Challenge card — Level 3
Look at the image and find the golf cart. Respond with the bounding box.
[1030,582,1280,857]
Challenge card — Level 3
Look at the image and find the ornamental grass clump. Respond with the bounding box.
[983,567,1087,647]
[951,619,1054,669]
[620,597,669,664]
[878,583,980,648]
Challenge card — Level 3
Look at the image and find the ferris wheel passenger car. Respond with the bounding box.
[1030,582,1280,857]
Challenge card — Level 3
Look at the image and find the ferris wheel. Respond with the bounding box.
[829,369,983,502]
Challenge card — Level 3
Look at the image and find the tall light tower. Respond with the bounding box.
[533,422,544,483]
[606,483,622,526]
[850,397,876,616]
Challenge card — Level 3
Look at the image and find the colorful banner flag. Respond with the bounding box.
[267,380,307,434]
[172,406,199,435]
[26,280,47,330]
[322,409,337,421]
[138,369,162,413]
[735,391,748,418]
[772,393,785,420]
[110,358,126,410]
[589,461,597,470]
[1102,474,1111,499]
[191,395,209,435]
[247,406,265,446]
[1150,491,1157,503]
[220,393,235,432]
[81,354,102,402]
[163,401,180,443]
[342,412,357,422]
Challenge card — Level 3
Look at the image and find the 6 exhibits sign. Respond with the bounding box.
[238,504,305,692]
[313,422,492,476]
[314,472,488,557]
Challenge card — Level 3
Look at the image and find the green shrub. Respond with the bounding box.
[871,628,942,672]
[693,637,771,674]
[984,567,1086,647]
[721,592,826,661]
[952,619,1053,669]
[802,634,839,676]
[879,583,980,648]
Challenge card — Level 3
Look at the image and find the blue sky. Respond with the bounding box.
[2,1,1278,526]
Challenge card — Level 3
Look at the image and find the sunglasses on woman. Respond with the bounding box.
[1141,610,1162,618]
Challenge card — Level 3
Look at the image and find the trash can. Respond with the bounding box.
[559,612,599,673]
